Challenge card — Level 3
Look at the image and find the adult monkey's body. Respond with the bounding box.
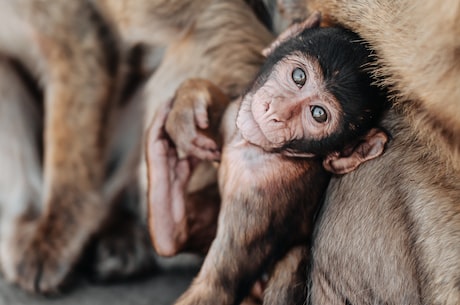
[305,0,460,304]
[0,0,273,294]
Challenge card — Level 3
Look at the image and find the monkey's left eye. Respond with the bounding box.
[292,67,306,88]
[311,106,328,123]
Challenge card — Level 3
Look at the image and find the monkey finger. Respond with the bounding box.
[175,132,218,160]
[192,136,220,159]
[193,96,210,130]
[193,134,219,151]
[187,144,221,161]
[166,113,197,149]
[173,130,198,157]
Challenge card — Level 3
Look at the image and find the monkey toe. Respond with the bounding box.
[13,247,73,294]
[1,221,80,294]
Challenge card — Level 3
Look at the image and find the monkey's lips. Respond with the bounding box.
[236,98,289,151]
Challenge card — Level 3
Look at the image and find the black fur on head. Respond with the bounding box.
[252,26,389,156]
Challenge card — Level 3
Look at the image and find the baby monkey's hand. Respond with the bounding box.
[165,78,230,161]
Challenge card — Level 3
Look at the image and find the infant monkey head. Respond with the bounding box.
[237,26,388,157]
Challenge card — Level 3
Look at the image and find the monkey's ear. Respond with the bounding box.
[323,128,389,175]
[262,11,321,57]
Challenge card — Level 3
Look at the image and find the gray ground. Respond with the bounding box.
[0,255,201,305]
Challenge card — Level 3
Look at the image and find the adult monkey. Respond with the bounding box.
[0,0,273,294]
[302,0,460,304]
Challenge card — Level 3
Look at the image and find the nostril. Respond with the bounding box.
[271,118,280,123]
[264,102,270,112]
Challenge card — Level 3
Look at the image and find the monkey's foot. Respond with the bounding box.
[88,218,157,282]
[1,218,84,294]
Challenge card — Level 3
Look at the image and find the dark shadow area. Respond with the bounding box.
[0,254,201,305]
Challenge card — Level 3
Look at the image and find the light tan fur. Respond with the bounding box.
[0,1,121,293]
[0,0,273,294]
[302,0,460,304]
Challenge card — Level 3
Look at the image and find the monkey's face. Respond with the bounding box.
[236,53,342,157]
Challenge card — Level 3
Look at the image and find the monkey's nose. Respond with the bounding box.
[270,109,292,123]
[264,102,270,112]
[264,102,280,121]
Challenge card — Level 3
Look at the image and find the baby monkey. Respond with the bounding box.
[147,15,389,305]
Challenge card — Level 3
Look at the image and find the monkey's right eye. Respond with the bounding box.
[292,67,306,88]
[311,106,328,123]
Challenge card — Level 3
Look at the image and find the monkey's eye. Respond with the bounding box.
[311,106,328,123]
[292,67,306,88]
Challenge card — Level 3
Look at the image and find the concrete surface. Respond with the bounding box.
[0,255,201,305]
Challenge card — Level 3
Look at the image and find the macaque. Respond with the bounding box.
[300,1,460,304]
[0,0,273,294]
[146,18,389,305]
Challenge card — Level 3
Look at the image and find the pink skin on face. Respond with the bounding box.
[236,53,342,153]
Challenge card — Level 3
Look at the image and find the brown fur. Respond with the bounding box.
[302,0,460,304]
